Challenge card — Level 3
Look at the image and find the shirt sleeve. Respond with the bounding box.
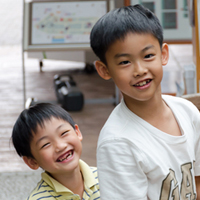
[192,106,200,176]
[97,138,148,200]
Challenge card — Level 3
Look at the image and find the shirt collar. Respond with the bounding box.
[41,159,98,193]
[79,159,98,189]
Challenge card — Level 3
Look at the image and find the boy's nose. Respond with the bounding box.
[133,62,148,77]
[55,141,67,153]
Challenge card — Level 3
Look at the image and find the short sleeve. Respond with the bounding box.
[193,106,200,176]
[97,138,148,200]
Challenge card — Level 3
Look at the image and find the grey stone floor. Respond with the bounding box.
[0,170,41,200]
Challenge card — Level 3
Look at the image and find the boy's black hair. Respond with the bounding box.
[90,4,163,64]
[11,103,76,158]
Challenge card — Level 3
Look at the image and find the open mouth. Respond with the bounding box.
[134,79,151,87]
[56,150,73,162]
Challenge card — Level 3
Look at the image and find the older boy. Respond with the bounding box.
[11,103,100,200]
[90,4,200,200]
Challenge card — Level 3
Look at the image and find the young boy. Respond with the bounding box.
[90,4,200,199]
[11,103,100,200]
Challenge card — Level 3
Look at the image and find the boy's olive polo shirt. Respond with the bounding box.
[27,160,100,200]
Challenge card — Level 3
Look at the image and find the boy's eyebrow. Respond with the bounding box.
[114,45,155,58]
[114,53,131,58]
[56,124,65,130]
[142,45,154,52]
[36,136,48,145]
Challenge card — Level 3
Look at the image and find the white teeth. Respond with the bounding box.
[139,81,146,86]
[58,151,72,162]
[135,80,150,86]
[136,81,146,86]
[66,152,72,159]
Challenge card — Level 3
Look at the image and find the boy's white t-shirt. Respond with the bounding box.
[97,95,200,200]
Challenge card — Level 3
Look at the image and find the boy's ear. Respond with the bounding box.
[23,156,39,170]
[74,124,83,141]
[95,60,111,80]
[161,43,169,66]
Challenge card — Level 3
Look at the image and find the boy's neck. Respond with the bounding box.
[124,91,164,120]
[50,166,84,198]
[123,91,170,126]
[124,93,182,136]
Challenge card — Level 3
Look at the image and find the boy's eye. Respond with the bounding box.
[41,143,50,149]
[61,131,68,136]
[119,60,130,65]
[144,54,154,59]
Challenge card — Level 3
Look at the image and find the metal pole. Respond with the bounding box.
[22,0,26,108]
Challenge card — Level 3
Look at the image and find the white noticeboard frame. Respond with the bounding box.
[23,0,109,51]
[22,0,121,108]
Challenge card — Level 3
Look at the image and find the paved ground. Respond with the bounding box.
[0,170,42,200]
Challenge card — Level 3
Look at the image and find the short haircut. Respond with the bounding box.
[11,103,76,158]
[90,4,163,64]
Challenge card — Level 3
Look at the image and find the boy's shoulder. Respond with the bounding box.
[26,178,58,200]
[112,95,198,117]
[162,94,199,113]
[99,95,199,138]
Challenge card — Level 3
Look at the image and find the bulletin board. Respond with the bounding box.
[192,0,200,92]
[23,0,109,51]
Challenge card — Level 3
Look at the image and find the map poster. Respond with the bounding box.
[31,1,107,45]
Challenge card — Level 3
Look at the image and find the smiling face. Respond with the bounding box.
[95,32,169,109]
[23,117,82,180]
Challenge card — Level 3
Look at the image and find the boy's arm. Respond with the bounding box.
[195,176,200,200]
[97,139,148,200]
